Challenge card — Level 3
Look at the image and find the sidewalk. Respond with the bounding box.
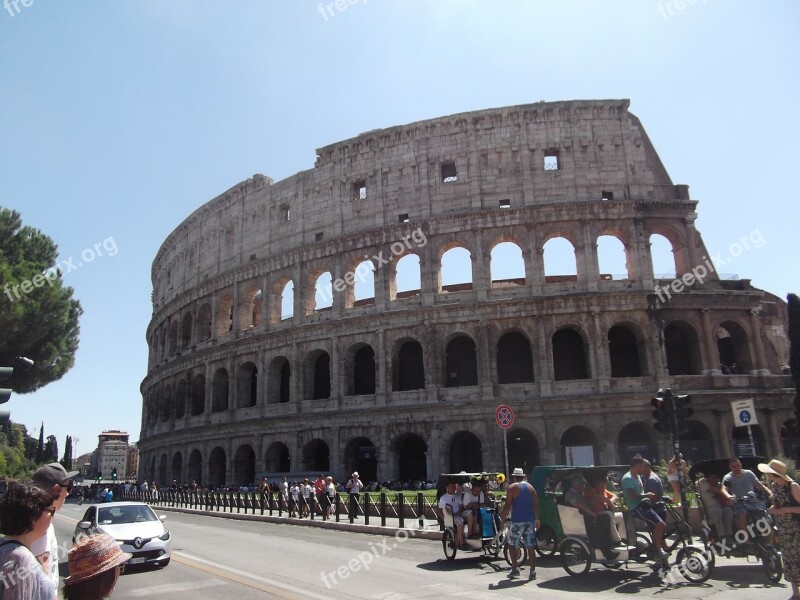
[151,504,444,540]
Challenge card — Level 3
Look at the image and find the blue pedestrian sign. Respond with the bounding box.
[731,398,758,427]
[739,410,751,424]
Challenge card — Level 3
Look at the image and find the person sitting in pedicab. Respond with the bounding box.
[621,457,668,562]
[462,479,488,538]
[583,472,625,549]
[565,477,619,560]
[439,480,467,549]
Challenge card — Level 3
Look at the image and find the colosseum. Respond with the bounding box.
[139,99,793,488]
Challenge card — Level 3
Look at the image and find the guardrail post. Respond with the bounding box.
[398,492,405,529]
[417,492,425,529]
[335,493,341,523]
[380,492,387,527]
[364,493,370,526]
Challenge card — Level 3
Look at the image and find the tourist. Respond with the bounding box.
[759,459,800,600]
[63,534,132,600]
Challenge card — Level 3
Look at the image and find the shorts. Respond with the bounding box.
[732,502,748,517]
[632,504,665,531]
[507,521,537,548]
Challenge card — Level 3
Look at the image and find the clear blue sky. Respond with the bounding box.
[1,1,797,463]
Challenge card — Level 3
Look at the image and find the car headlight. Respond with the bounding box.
[158,530,171,541]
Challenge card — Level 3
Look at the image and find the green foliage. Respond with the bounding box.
[61,435,73,471]
[0,207,82,393]
[0,420,37,478]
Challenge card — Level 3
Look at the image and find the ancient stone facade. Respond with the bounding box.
[139,100,793,487]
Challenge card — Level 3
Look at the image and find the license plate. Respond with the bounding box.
[129,557,146,564]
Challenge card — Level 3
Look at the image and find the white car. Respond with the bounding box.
[73,501,171,567]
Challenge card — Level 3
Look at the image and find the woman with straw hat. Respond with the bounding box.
[63,534,131,600]
[759,459,800,599]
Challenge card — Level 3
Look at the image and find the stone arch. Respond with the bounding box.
[552,327,589,380]
[304,350,331,400]
[236,361,258,408]
[208,447,226,488]
[489,241,525,286]
[679,420,715,462]
[664,321,702,375]
[345,343,376,396]
[280,280,294,321]
[497,330,535,384]
[168,320,178,355]
[160,384,173,422]
[543,236,577,281]
[197,302,212,341]
[351,259,376,306]
[392,253,421,300]
[597,234,630,280]
[344,437,377,482]
[234,444,256,486]
[190,373,205,416]
[650,232,678,278]
[617,422,654,464]
[314,271,333,311]
[212,368,229,412]
[265,442,291,473]
[394,338,425,391]
[216,292,233,337]
[560,426,598,465]
[608,324,644,377]
[440,246,473,292]
[731,423,767,457]
[149,455,156,483]
[158,453,168,486]
[448,431,483,472]
[240,285,262,329]
[267,356,291,404]
[175,379,187,419]
[302,439,330,472]
[507,428,540,472]
[181,311,192,350]
[445,334,478,387]
[171,452,183,483]
[717,320,753,373]
[187,449,202,485]
[395,433,427,481]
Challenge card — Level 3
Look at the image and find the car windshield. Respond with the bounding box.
[98,505,157,525]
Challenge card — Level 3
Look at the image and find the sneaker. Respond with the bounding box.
[508,567,520,579]
[654,549,668,560]
[528,569,536,581]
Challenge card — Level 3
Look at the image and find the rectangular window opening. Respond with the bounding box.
[601,190,614,201]
[499,199,511,209]
[315,232,324,241]
[398,213,410,223]
[441,161,458,183]
[281,205,291,221]
[354,181,367,201]
[544,151,560,171]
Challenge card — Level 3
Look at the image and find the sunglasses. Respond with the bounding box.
[58,482,73,493]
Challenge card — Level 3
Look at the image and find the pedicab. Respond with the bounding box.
[543,465,712,582]
[689,456,782,583]
[436,472,521,564]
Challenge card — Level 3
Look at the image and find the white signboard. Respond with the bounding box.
[731,398,758,427]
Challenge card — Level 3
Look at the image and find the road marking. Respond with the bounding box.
[126,579,228,596]
[172,551,330,600]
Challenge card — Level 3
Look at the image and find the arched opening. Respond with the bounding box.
[395,340,425,391]
[664,321,702,375]
[265,442,291,473]
[608,325,642,377]
[236,362,258,408]
[561,426,596,465]
[211,368,229,412]
[553,329,589,380]
[344,437,377,482]
[187,449,202,485]
[597,235,630,280]
[216,293,233,337]
[717,321,752,373]
[314,272,333,311]
[449,431,483,472]
[353,260,375,305]
[149,456,156,484]
[190,374,205,416]
[241,288,261,329]
[679,421,715,462]
[507,428,539,473]
[175,379,187,419]
[234,445,255,486]
[159,385,172,422]
[158,454,167,486]
[197,303,212,341]
[267,357,291,404]
[302,439,330,472]
[208,447,226,488]
[617,423,654,464]
[543,237,577,282]
[171,452,183,483]
[497,331,534,384]
[440,247,473,292]
[650,233,676,278]
[281,281,294,320]
[445,335,478,387]
[180,311,192,350]
[347,344,376,396]
[168,321,178,355]
[397,434,427,481]
[490,241,525,286]
[394,254,421,299]
[304,350,331,400]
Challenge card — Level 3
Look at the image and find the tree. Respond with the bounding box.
[35,422,44,463]
[0,208,82,393]
[44,434,58,463]
[61,435,73,471]
[788,293,800,461]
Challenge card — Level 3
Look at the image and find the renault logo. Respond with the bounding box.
[133,537,144,549]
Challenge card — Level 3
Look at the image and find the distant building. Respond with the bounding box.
[127,444,139,481]
[93,430,130,480]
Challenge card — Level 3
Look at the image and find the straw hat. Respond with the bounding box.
[65,534,132,585]
[758,459,793,482]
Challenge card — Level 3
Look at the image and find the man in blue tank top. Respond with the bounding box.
[499,467,539,580]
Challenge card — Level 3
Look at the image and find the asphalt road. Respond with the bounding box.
[53,501,792,599]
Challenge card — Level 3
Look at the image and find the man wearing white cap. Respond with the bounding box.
[31,462,78,586]
[346,472,363,519]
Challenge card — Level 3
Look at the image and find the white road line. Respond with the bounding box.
[126,579,228,596]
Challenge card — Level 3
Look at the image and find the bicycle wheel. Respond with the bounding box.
[559,538,591,576]
[761,547,783,583]
[489,529,505,557]
[675,546,714,583]
[442,530,457,561]
[504,543,528,566]
[535,525,558,557]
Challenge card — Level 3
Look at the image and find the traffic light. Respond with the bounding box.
[651,396,671,434]
[97,473,102,482]
[111,468,117,481]
[674,394,693,434]
[0,367,13,404]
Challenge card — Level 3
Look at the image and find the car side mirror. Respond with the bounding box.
[159,515,167,522]
[78,521,92,529]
